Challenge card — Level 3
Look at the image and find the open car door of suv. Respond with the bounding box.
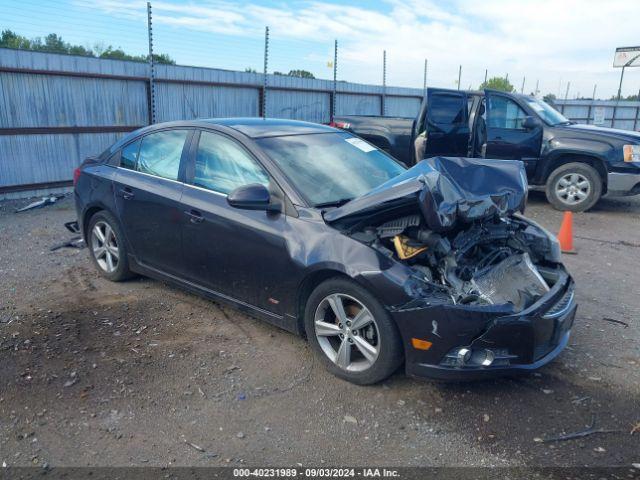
[413,88,470,160]
[484,89,543,176]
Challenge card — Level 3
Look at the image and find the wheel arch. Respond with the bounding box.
[295,268,352,337]
[542,152,608,193]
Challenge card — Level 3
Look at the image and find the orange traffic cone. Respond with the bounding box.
[557,211,576,254]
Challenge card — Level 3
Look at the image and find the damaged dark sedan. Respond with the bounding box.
[74,118,577,385]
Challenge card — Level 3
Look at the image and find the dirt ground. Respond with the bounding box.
[0,192,639,468]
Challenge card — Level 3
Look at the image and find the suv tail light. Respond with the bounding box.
[329,120,351,130]
[73,167,81,186]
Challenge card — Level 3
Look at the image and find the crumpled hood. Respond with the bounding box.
[560,123,640,144]
[323,157,527,232]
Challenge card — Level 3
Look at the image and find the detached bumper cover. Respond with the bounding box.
[392,267,576,381]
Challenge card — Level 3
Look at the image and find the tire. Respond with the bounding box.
[545,162,602,212]
[87,210,134,282]
[304,277,404,385]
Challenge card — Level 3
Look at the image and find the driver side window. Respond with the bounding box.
[194,131,270,194]
[488,96,527,129]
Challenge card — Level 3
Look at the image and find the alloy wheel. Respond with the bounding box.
[555,173,591,206]
[91,221,119,273]
[314,293,380,372]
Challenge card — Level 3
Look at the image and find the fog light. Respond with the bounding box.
[471,349,495,367]
[456,348,472,366]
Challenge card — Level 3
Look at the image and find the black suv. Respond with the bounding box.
[332,88,640,211]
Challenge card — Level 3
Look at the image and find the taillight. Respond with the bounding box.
[73,167,81,186]
[329,121,351,130]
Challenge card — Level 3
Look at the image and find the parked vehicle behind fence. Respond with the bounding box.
[73,119,576,385]
[332,89,640,211]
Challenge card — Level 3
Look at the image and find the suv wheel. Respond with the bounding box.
[304,277,403,385]
[545,162,602,212]
[87,211,134,282]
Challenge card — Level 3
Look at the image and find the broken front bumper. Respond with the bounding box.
[392,266,576,381]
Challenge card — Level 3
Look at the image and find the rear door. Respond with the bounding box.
[485,90,543,175]
[113,129,192,276]
[422,88,470,157]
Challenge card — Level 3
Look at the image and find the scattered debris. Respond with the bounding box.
[237,393,246,400]
[542,415,623,443]
[50,236,85,251]
[15,195,66,213]
[483,414,490,423]
[236,432,245,439]
[593,447,606,453]
[630,422,640,435]
[571,396,590,405]
[184,440,205,453]
[600,317,629,328]
[542,389,553,395]
[343,415,358,424]
[632,463,640,469]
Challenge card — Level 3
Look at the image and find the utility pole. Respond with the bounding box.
[457,65,462,90]
[521,77,525,94]
[484,69,488,85]
[382,50,387,116]
[564,81,571,101]
[423,59,428,98]
[262,26,269,118]
[592,84,597,100]
[535,79,539,96]
[331,39,338,122]
[146,2,155,124]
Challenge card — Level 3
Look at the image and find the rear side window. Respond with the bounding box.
[120,140,140,170]
[194,131,269,194]
[137,130,189,180]
[429,94,466,124]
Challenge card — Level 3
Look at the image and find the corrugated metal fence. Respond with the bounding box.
[0,48,424,199]
[555,99,640,131]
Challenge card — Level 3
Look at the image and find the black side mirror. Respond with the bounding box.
[227,183,279,212]
[522,116,541,130]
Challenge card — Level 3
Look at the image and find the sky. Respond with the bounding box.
[3,0,640,99]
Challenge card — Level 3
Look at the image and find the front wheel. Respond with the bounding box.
[545,162,602,212]
[304,278,403,385]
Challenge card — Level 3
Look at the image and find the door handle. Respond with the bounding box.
[120,188,134,200]
[184,209,204,224]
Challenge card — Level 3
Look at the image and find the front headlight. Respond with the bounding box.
[623,144,640,163]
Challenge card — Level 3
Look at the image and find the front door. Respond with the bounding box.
[113,129,192,276]
[423,88,470,157]
[485,91,543,175]
[180,129,291,315]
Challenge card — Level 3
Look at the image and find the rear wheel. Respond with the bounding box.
[545,162,602,212]
[304,277,403,385]
[87,211,133,282]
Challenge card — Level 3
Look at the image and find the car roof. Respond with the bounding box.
[106,118,338,156]
[200,118,336,138]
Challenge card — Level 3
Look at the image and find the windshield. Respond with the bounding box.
[524,97,571,125]
[257,132,406,207]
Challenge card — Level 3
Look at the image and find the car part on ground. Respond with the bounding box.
[15,194,67,213]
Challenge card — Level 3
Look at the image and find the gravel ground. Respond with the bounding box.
[0,192,638,468]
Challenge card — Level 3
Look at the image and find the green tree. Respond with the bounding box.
[244,67,257,73]
[287,69,315,79]
[478,76,514,92]
[0,29,174,64]
[543,93,557,105]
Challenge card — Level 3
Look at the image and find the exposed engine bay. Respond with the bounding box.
[325,157,562,312]
[352,213,558,311]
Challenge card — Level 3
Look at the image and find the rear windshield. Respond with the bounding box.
[256,132,406,207]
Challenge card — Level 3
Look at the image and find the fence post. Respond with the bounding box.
[146,2,156,125]
[423,59,428,99]
[260,26,269,118]
[381,50,387,116]
[331,39,337,122]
